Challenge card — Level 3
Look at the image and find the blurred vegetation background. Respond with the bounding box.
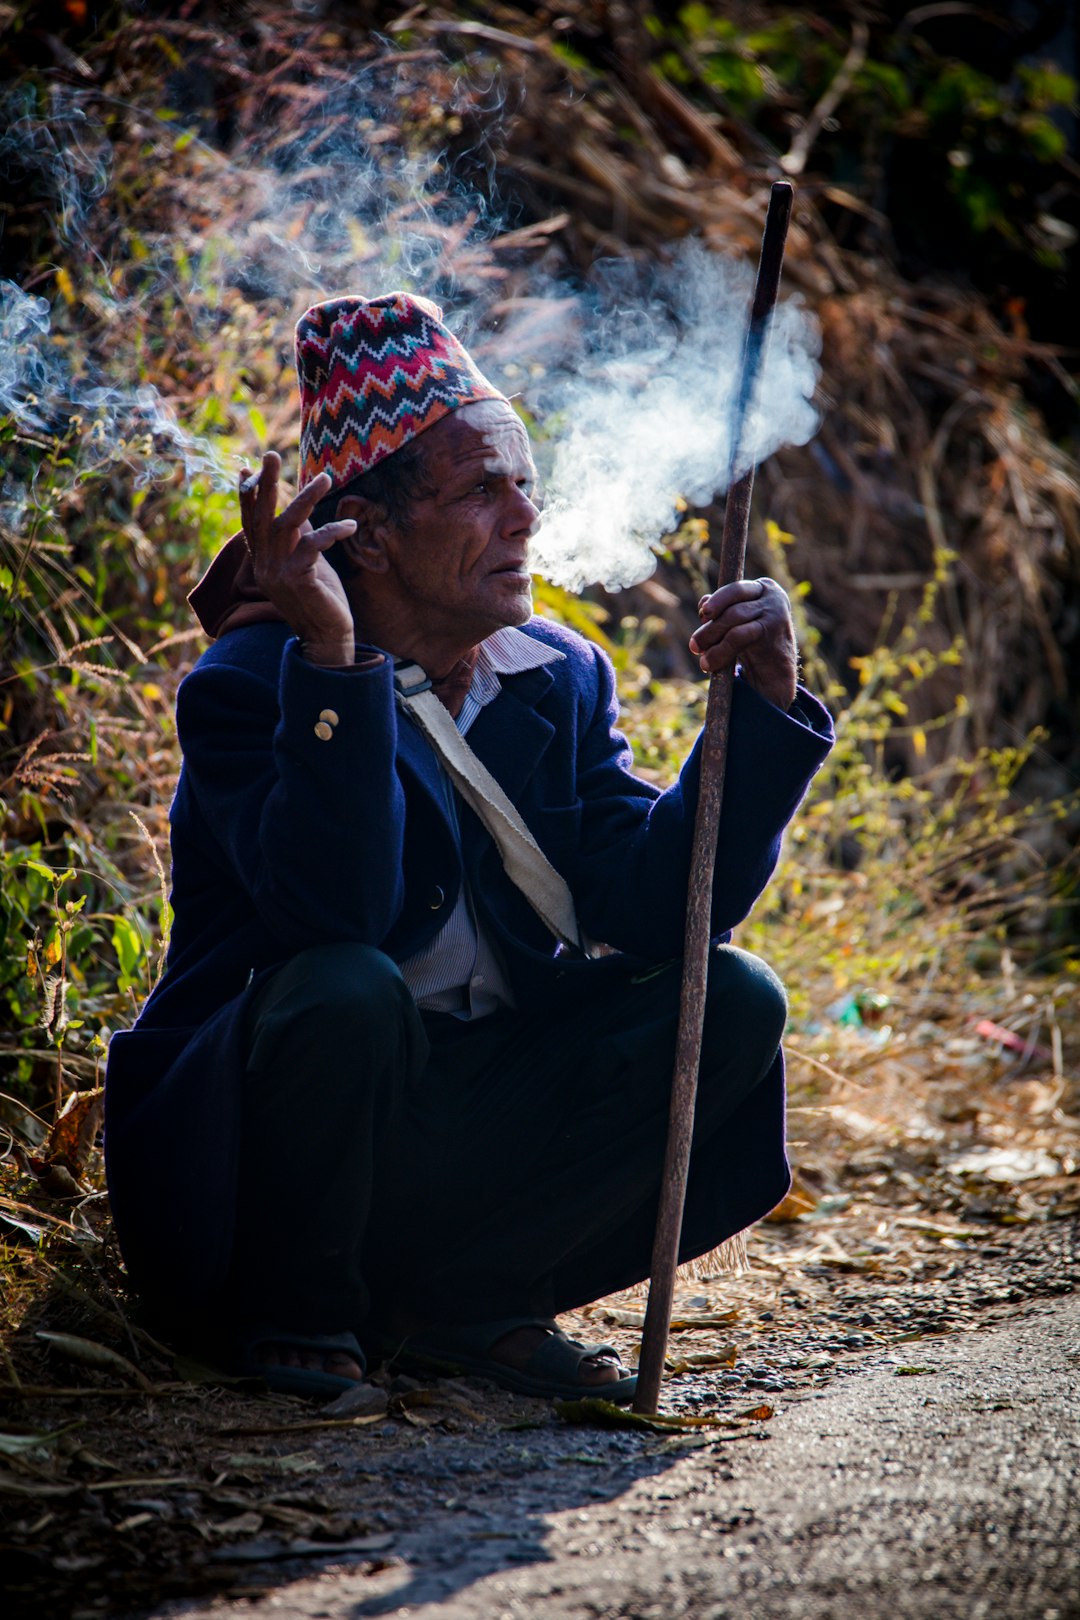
[0,0,1077,1232]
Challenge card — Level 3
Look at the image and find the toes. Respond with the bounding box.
[255,1343,363,1380]
[323,1351,364,1382]
[580,1354,621,1385]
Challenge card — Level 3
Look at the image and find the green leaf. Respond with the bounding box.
[1019,113,1066,162]
[111,916,144,979]
[22,860,58,882]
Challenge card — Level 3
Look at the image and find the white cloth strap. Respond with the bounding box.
[393,662,585,955]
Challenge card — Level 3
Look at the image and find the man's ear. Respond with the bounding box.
[335,495,393,574]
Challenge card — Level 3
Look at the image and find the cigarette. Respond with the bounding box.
[240,473,260,495]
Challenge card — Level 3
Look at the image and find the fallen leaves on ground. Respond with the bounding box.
[555,1397,774,1436]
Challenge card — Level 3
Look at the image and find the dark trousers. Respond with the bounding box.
[221,942,789,1349]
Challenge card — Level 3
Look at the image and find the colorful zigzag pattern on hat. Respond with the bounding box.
[296,292,505,490]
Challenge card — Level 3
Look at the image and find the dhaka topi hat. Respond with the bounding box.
[296,292,507,491]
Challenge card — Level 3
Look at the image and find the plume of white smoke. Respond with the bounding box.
[0,66,819,581]
[526,245,821,591]
[0,86,111,260]
[0,70,504,496]
[0,280,229,488]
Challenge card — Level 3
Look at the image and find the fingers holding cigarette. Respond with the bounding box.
[239,450,282,509]
[238,450,348,577]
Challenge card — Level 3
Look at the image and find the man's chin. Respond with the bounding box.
[452,579,533,647]
[490,578,534,629]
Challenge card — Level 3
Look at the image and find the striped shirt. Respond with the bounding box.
[398,626,565,1019]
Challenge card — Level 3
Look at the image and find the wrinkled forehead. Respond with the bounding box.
[452,398,534,472]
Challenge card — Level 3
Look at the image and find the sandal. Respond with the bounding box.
[239,1327,367,1400]
[382,1316,637,1405]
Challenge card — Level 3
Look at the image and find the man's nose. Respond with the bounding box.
[508,485,541,538]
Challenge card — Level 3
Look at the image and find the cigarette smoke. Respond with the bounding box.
[0,280,229,490]
[1,67,820,593]
[524,245,820,591]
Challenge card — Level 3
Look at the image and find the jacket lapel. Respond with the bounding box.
[394,703,446,800]
[466,664,557,804]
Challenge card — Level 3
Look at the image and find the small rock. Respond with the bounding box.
[323,1382,390,1419]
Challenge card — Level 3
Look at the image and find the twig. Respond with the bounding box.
[781,22,868,178]
[128,810,171,992]
[0,1194,79,1230]
[785,1047,872,1089]
[645,67,743,173]
[410,19,549,56]
[218,1415,386,1437]
[0,1383,194,1399]
[0,1092,50,1130]
[489,214,571,252]
[0,1048,101,1078]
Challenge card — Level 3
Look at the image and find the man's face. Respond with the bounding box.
[381,399,540,648]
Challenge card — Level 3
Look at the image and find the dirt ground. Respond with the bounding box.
[154,1275,1080,1620]
[2,1201,1077,1619]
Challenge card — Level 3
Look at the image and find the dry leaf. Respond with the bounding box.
[222,1451,322,1476]
[949,1147,1059,1183]
[36,1331,152,1390]
[590,1305,647,1328]
[592,1304,740,1331]
[40,1087,104,1177]
[765,1180,818,1222]
[0,1430,62,1457]
[210,1511,264,1537]
[555,1398,766,1435]
[665,1345,739,1375]
[670,1311,741,1331]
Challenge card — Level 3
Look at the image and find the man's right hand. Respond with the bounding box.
[239,452,358,667]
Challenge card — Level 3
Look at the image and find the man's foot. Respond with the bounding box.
[378,1316,637,1404]
[254,1341,365,1382]
[485,1324,622,1388]
[240,1328,367,1399]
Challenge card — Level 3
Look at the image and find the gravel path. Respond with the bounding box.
[153,1287,1080,1620]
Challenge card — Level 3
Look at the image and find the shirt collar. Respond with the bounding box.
[478,624,565,676]
[468,624,564,716]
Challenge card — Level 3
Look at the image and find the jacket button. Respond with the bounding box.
[314,721,333,741]
[429,885,445,910]
[319,708,339,726]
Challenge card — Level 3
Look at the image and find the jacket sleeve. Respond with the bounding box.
[174,638,410,950]
[570,642,834,957]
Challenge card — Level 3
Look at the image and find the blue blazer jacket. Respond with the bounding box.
[115,616,831,1054]
[104,616,833,1297]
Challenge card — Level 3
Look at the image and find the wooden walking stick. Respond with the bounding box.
[633,181,795,1415]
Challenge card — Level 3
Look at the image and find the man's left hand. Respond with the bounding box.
[689,577,798,712]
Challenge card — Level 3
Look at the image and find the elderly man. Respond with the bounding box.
[104,293,833,1403]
